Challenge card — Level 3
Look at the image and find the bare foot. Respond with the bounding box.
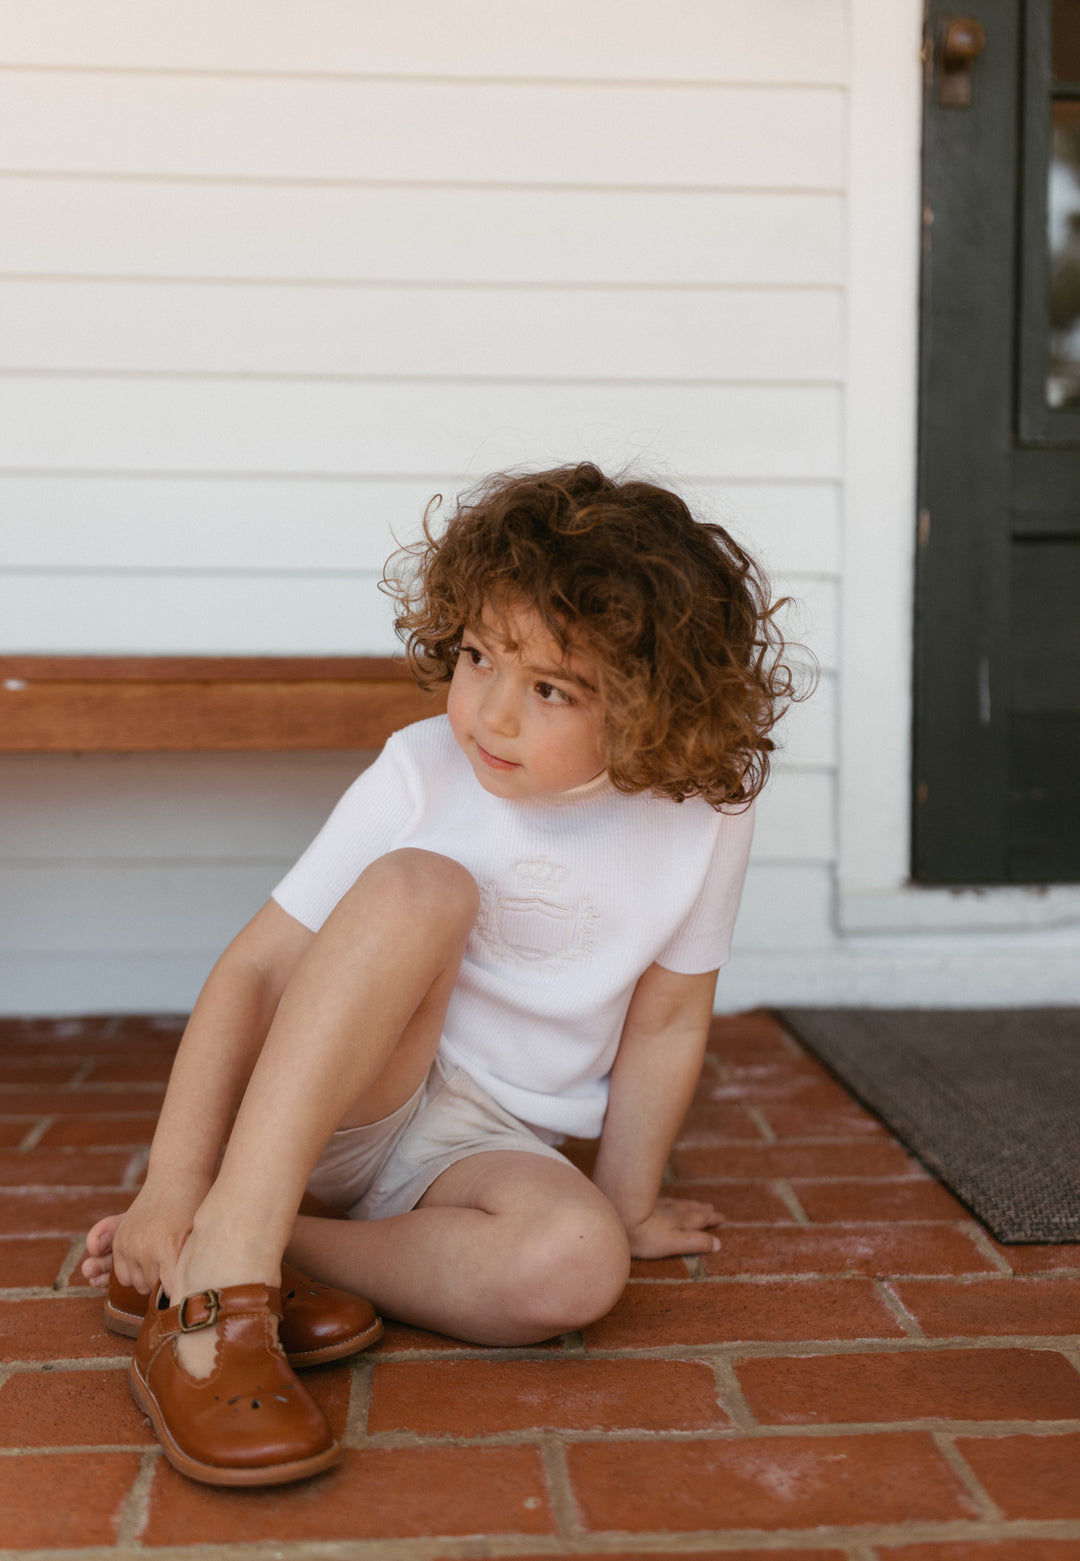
[82,1213,123,1288]
[168,1232,282,1379]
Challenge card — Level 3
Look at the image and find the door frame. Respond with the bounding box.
[836,0,1080,927]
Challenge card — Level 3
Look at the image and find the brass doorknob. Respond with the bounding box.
[938,15,987,107]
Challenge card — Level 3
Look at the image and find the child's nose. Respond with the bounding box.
[482,679,519,736]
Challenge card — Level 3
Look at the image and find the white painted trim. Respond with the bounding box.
[838,884,1080,934]
[837,0,925,903]
[838,0,1079,946]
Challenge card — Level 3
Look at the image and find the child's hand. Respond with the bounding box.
[81,1183,200,1296]
[625,1195,723,1259]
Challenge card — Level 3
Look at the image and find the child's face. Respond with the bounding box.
[447,601,607,799]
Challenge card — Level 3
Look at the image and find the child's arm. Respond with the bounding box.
[591,962,721,1259]
[83,901,314,1294]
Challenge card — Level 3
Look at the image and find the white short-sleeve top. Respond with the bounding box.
[272,715,754,1138]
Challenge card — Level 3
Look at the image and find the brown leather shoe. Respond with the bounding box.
[106,1261,382,1365]
[129,1283,340,1486]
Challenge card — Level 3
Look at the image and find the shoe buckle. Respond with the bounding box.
[177,1289,221,1332]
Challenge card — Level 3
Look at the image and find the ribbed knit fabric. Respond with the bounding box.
[273,716,754,1138]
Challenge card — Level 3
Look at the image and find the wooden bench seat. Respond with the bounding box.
[0,657,446,752]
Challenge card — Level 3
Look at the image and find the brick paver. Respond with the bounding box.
[952,1433,1080,1520]
[893,1276,1080,1336]
[566,1433,981,1530]
[367,1356,730,1433]
[736,1347,1080,1423]
[0,1008,1076,1560]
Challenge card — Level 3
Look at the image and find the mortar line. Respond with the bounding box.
[873,1279,924,1337]
[335,1417,1080,1450]
[113,1446,160,1548]
[961,1222,1014,1273]
[16,1117,53,1151]
[743,1104,777,1142]
[344,1354,373,1445]
[6,1521,1080,1561]
[932,1428,1002,1521]
[122,1147,151,1190]
[366,1333,1080,1363]
[771,1178,812,1223]
[54,1234,91,1289]
[537,1434,581,1548]
[710,1353,758,1431]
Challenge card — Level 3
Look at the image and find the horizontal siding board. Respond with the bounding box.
[706,483,842,577]
[750,768,835,862]
[0,862,285,951]
[0,380,842,479]
[0,753,830,862]
[0,183,845,286]
[773,576,840,670]
[777,672,836,769]
[0,574,393,655]
[0,845,835,960]
[0,951,216,1013]
[2,76,844,190]
[0,478,841,576]
[0,1,847,83]
[0,753,372,858]
[0,571,837,663]
[732,862,836,949]
[1,282,844,382]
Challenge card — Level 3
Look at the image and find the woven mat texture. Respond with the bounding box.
[778,1007,1080,1243]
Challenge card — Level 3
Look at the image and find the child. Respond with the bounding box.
[82,462,793,1487]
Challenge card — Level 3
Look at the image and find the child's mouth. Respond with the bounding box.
[477,743,520,771]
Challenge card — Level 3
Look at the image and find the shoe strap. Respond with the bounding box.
[154,1282,284,1338]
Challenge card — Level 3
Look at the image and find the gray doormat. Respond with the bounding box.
[776,1008,1080,1244]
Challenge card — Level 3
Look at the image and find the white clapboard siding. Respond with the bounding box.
[0,863,288,952]
[3,76,844,191]
[731,862,836,949]
[0,1,847,84]
[774,577,840,671]
[0,478,841,577]
[0,753,830,864]
[1,853,835,959]
[0,570,836,663]
[0,755,373,861]
[0,572,393,655]
[0,381,842,479]
[0,183,844,286]
[750,768,835,863]
[0,0,854,1015]
[0,954,215,1015]
[1,282,844,383]
[0,477,444,572]
[776,674,836,770]
[709,484,842,577]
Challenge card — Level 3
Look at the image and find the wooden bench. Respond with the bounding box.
[0,657,446,751]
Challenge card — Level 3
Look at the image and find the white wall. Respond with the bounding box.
[1,0,1077,1013]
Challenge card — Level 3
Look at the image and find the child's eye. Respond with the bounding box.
[462,644,488,669]
[535,681,574,706]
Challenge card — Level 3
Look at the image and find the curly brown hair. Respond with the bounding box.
[383,463,799,808]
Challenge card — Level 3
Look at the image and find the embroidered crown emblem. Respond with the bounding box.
[473,855,597,966]
[513,857,569,892]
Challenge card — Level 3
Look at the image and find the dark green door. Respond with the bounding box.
[915,0,1080,883]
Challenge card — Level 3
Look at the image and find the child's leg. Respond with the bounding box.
[287,1150,631,1346]
[169,847,478,1372]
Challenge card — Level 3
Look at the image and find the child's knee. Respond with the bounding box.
[504,1205,631,1341]
[349,849,480,927]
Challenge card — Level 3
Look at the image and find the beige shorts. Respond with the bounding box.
[305,1055,572,1222]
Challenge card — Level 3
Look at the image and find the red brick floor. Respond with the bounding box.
[1,1009,1078,1558]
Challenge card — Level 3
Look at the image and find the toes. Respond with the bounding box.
[85,1214,122,1256]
